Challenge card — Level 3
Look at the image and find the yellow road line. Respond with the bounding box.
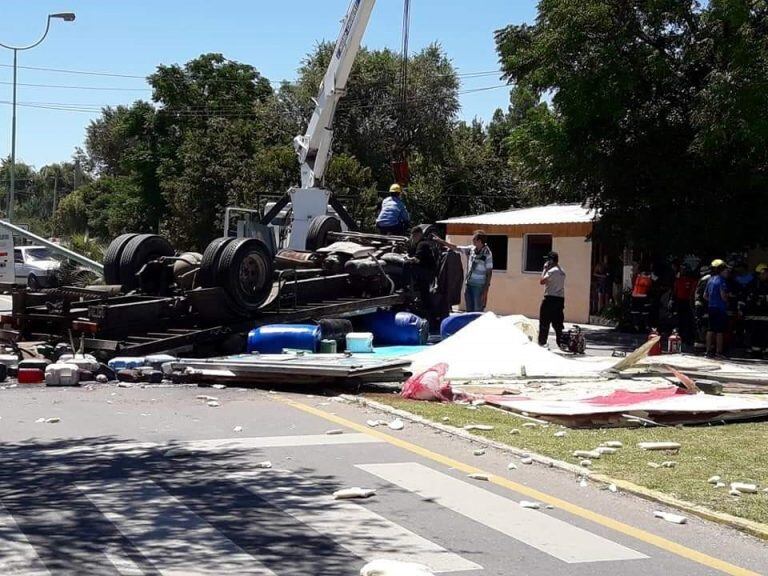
[277,396,762,576]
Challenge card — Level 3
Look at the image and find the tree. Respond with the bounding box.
[495,0,768,253]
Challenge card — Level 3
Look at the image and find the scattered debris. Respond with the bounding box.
[464,424,494,431]
[522,423,537,428]
[730,489,742,497]
[117,382,132,388]
[730,482,758,494]
[468,473,489,481]
[366,420,381,427]
[639,442,681,451]
[545,504,555,510]
[45,417,60,424]
[580,459,592,468]
[212,384,226,389]
[715,482,726,488]
[707,475,721,484]
[255,461,273,469]
[471,399,486,406]
[333,487,376,500]
[661,461,677,468]
[507,463,517,470]
[35,417,45,423]
[554,431,567,438]
[233,426,243,433]
[648,462,661,469]
[206,400,220,407]
[96,374,108,384]
[654,511,687,524]
[608,484,618,493]
[509,429,520,435]
[326,429,344,435]
[196,395,218,401]
[573,450,601,459]
[602,441,623,448]
[387,419,405,431]
[579,478,588,488]
[520,457,533,465]
[441,417,450,422]
[473,449,485,456]
[519,501,541,509]
[595,446,617,455]
[360,559,434,576]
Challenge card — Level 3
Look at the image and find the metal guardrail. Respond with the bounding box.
[0,219,104,275]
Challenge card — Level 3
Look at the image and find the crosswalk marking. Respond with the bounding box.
[358,462,648,564]
[45,433,381,457]
[77,480,278,576]
[229,470,482,573]
[0,504,50,576]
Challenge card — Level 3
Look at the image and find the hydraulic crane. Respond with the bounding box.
[260,0,377,250]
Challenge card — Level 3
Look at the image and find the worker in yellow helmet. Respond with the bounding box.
[376,183,410,236]
[703,258,730,357]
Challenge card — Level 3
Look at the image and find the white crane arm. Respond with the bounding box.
[293,0,376,189]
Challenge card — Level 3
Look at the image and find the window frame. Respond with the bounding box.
[484,234,508,273]
[522,233,553,274]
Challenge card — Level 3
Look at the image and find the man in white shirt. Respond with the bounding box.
[538,251,566,347]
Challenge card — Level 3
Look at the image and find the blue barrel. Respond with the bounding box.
[440,312,484,339]
[359,311,428,346]
[247,324,320,354]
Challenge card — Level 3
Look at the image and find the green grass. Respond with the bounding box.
[368,394,768,525]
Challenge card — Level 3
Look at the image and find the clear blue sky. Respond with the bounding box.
[0,0,537,169]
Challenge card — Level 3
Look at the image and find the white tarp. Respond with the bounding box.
[407,313,614,380]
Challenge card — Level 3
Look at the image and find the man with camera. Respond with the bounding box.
[538,251,566,348]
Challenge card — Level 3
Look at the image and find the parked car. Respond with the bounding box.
[14,246,62,288]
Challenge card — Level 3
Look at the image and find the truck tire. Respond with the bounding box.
[216,238,274,311]
[103,233,139,286]
[199,237,236,288]
[118,234,175,291]
[305,215,341,252]
[417,223,438,238]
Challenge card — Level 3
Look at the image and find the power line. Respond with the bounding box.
[0,81,150,92]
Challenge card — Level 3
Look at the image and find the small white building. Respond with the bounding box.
[440,204,596,323]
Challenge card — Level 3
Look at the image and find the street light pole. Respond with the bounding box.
[0,12,75,223]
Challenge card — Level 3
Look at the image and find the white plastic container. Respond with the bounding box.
[0,354,19,369]
[45,363,80,386]
[58,353,100,372]
[346,332,374,353]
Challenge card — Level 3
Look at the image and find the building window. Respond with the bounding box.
[523,234,552,273]
[485,235,508,271]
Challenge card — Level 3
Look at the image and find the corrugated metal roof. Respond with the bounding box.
[438,204,595,226]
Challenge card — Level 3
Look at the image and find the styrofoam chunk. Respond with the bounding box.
[715,482,726,488]
[580,459,592,467]
[333,487,376,500]
[707,475,721,484]
[233,426,243,433]
[212,384,226,389]
[554,431,567,437]
[468,473,489,481]
[509,428,520,435]
[573,450,601,459]
[35,417,45,423]
[648,462,661,469]
[661,461,677,468]
[387,419,405,431]
[366,420,380,427]
[197,395,218,401]
[206,400,220,407]
[464,424,494,431]
[638,442,681,451]
[326,429,344,435]
[602,441,623,448]
[360,558,434,576]
[654,511,687,524]
[255,461,272,469]
[473,449,485,456]
[522,422,537,428]
[45,417,60,424]
[595,446,617,455]
[730,482,758,494]
[441,416,450,422]
[519,500,541,509]
[117,382,132,388]
[507,462,517,470]
[579,478,588,488]
[729,489,741,496]
[520,457,533,465]
[608,484,618,493]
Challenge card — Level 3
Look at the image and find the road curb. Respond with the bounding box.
[342,394,768,542]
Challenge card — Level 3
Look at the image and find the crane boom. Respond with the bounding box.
[293,0,376,189]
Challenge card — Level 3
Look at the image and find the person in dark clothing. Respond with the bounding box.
[538,251,566,348]
[672,263,698,346]
[407,227,438,323]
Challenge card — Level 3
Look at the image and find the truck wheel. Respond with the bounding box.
[305,215,341,252]
[417,224,438,238]
[118,234,175,291]
[216,238,274,311]
[27,274,40,290]
[199,237,236,288]
[103,233,139,286]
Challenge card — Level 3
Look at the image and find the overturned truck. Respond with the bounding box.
[3,225,417,359]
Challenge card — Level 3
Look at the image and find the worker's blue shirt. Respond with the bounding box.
[706,275,728,311]
[376,196,410,227]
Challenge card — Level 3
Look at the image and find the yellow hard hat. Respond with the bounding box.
[756,263,768,273]
[389,183,402,194]
[711,258,725,268]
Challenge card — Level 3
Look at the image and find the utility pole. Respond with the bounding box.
[0,12,76,222]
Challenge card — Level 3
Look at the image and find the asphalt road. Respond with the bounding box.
[0,383,766,576]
